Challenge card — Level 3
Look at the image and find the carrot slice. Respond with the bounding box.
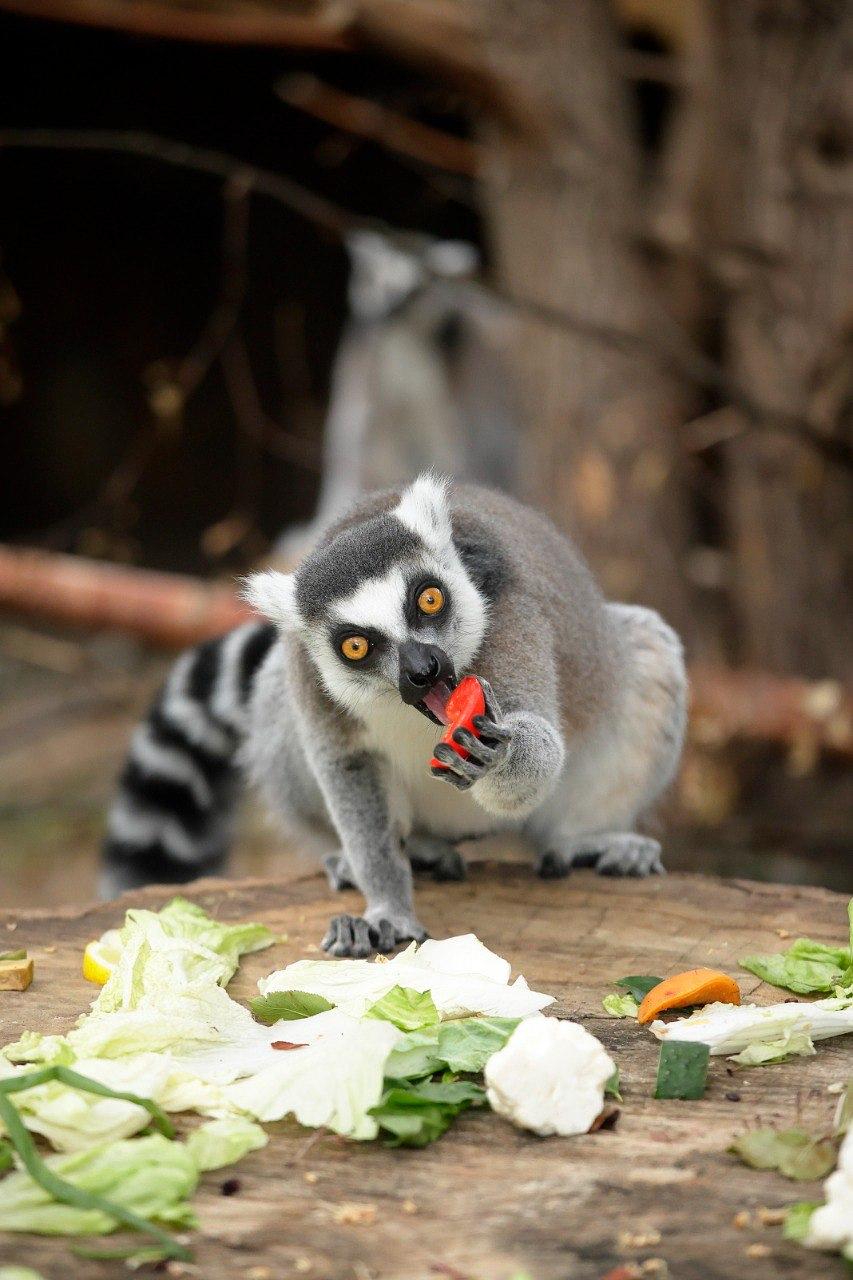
[636,967,741,1025]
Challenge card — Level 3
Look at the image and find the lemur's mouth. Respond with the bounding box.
[415,677,458,726]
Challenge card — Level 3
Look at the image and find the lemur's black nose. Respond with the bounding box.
[398,641,453,705]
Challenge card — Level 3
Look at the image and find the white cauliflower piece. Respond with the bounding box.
[805,1128,853,1258]
[484,1017,614,1136]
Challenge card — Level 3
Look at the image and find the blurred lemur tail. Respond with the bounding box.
[101,620,277,897]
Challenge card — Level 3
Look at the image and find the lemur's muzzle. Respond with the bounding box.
[398,640,456,722]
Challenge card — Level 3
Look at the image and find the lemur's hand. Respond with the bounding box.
[430,678,512,791]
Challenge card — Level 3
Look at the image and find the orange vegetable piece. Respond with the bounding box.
[636,967,741,1025]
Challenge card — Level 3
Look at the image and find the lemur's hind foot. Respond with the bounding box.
[405,834,466,882]
[536,833,664,880]
[324,853,356,892]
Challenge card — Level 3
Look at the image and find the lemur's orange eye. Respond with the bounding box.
[341,635,370,661]
[417,585,445,616]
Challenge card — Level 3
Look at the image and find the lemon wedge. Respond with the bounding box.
[82,929,123,985]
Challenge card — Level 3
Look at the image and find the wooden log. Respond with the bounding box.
[0,868,848,1279]
[0,545,253,649]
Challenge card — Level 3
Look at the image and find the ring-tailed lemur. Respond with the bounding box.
[275,231,520,563]
[103,475,687,956]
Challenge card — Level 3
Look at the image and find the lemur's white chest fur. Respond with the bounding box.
[358,697,509,840]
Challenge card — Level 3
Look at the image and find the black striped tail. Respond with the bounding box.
[101,621,277,896]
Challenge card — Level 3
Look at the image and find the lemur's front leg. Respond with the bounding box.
[315,750,427,957]
[431,680,565,818]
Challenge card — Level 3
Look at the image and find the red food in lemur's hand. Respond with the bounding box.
[429,675,486,771]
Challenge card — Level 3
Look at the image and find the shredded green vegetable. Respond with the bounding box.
[0,1066,189,1262]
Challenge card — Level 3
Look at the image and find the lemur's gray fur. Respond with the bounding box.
[103,476,687,957]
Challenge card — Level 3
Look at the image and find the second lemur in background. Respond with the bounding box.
[103,476,687,957]
[276,231,520,562]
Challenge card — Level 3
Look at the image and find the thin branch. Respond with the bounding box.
[0,0,351,50]
[276,73,479,176]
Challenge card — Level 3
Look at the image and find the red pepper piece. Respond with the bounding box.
[430,675,486,770]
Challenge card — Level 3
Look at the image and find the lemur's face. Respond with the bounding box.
[245,476,488,721]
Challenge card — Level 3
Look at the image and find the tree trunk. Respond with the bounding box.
[476,0,696,638]
[707,0,853,677]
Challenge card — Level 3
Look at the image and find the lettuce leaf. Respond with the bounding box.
[728,1128,839,1181]
[93,897,274,1016]
[784,1202,820,1242]
[184,1117,267,1172]
[0,1133,199,1236]
[728,1029,815,1066]
[741,900,853,994]
[0,1055,178,1152]
[370,1078,486,1147]
[436,1017,521,1073]
[383,1016,520,1080]
[221,1014,401,1140]
[365,986,440,1032]
[603,993,639,1018]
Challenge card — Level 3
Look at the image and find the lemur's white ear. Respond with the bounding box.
[395,473,453,552]
[242,571,298,630]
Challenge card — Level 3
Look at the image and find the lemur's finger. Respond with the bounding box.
[452,726,498,764]
[477,677,503,723]
[471,714,512,743]
[322,914,373,957]
[432,742,481,783]
[430,764,473,790]
[368,918,398,953]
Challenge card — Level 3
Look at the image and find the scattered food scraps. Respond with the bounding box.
[649,993,853,1059]
[0,954,33,992]
[603,992,639,1019]
[654,1042,709,1100]
[333,1201,377,1226]
[728,1128,839,1181]
[82,930,123,985]
[795,1126,853,1262]
[617,1228,662,1250]
[636,969,740,1025]
[485,1018,615,1136]
[616,975,662,1002]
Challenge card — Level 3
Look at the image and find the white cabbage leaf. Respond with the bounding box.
[258,934,553,1021]
[649,993,853,1055]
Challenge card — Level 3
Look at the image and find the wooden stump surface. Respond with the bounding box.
[0,864,850,1280]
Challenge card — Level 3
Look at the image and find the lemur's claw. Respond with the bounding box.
[432,752,471,783]
[321,912,428,957]
[596,835,665,877]
[322,914,374,957]
[536,851,573,879]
